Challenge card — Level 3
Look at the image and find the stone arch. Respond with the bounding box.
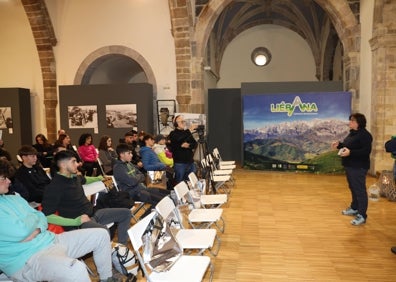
[194,0,358,58]
[190,0,360,112]
[74,45,157,98]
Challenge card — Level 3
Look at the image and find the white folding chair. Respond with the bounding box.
[212,147,235,166]
[96,155,106,176]
[127,211,214,282]
[201,158,231,195]
[188,172,227,208]
[206,154,235,189]
[82,180,114,229]
[206,154,233,176]
[174,182,225,233]
[208,151,236,171]
[156,196,220,256]
[110,175,147,223]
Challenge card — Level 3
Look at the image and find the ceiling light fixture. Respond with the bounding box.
[251,47,272,67]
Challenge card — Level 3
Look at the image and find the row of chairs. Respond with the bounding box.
[127,147,236,281]
[200,148,236,195]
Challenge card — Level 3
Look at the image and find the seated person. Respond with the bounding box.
[78,133,101,176]
[153,134,174,167]
[0,158,121,282]
[119,130,145,173]
[140,134,174,190]
[52,139,85,176]
[113,143,169,212]
[57,128,66,137]
[0,139,11,161]
[15,145,51,203]
[33,133,54,168]
[41,150,131,246]
[140,134,167,171]
[98,135,117,175]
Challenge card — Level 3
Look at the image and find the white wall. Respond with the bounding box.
[0,1,44,137]
[359,0,374,129]
[45,0,176,128]
[217,25,317,88]
[0,0,177,137]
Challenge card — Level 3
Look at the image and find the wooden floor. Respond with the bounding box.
[91,169,396,281]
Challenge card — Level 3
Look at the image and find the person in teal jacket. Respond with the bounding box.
[0,158,120,282]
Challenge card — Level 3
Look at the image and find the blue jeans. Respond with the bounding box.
[345,166,368,219]
[81,208,131,245]
[174,162,196,184]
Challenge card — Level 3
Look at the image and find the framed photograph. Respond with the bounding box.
[175,112,206,130]
[157,100,176,135]
[0,107,13,129]
[106,104,137,128]
[68,105,98,129]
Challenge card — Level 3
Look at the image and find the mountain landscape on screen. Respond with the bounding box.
[244,119,349,173]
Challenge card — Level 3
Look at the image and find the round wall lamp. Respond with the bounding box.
[251,47,272,67]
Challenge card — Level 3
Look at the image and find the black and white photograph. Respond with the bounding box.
[0,107,13,129]
[175,112,206,130]
[68,105,98,128]
[106,104,137,128]
[157,100,176,135]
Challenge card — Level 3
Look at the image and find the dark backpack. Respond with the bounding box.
[95,189,135,209]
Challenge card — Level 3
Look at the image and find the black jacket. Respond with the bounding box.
[337,128,372,169]
[42,173,94,218]
[168,128,197,163]
[15,164,51,203]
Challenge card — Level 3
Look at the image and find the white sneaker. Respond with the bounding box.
[351,214,366,225]
[342,207,358,216]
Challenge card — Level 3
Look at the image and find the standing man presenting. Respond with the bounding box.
[168,115,197,183]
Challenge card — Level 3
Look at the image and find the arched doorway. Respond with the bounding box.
[74,45,157,99]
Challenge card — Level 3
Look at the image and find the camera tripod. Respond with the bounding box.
[194,137,216,194]
[195,138,208,167]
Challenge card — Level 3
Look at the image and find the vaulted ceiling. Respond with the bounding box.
[195,0,360,80]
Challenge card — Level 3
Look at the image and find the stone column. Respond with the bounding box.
[369,26,396,173]
[169,0,194,113]
[22,0,58,142]
[343,51,360,111]
[190,56,205,113]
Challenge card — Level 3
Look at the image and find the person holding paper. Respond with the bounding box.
[41,150,131,245]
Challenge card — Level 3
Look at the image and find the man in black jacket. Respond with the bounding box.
[41,150,131,245]
[168,115,198,183]
[15,145,51,203]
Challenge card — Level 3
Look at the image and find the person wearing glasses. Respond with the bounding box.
[331,113,372,226]
[168,115,198,183]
